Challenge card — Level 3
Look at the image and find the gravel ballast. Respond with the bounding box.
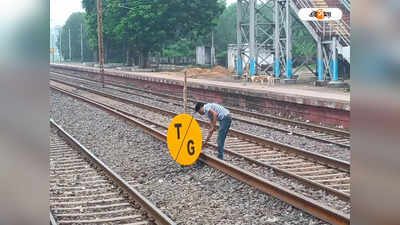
[50,90,328,225]
[51,74,350,162]
[50,79,351,215]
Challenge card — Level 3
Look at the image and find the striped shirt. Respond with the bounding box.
[203,103,230,121]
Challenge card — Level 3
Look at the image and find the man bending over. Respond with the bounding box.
[195,102,232,160]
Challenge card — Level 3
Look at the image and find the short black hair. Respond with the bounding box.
[195,102,205,112]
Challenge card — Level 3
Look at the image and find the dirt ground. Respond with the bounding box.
[173,66,234,79]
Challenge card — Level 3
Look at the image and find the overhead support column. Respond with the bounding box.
[274,0,280,78]
[284,0,296,84]
[285,0,292,79]
[249,0,256,76]
[315,40,325,86]
[331,36,338,81]
[236,0,243,77]
[328,36,345,87]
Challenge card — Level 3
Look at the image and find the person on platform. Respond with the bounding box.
[195,102,232,160]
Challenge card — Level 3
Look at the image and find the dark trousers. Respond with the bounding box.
[217,114,232,159]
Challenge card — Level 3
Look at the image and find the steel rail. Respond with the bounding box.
[50,82,350,201]
[49,68,350,136]
[50,79,349,172]
[50,119,176,225]
[50,71,350,148]
[50,84,350,225]
[49,211,57,225]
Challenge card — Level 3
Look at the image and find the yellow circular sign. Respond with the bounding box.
[167,114,202,166]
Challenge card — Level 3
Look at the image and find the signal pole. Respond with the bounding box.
[97,0,105,88]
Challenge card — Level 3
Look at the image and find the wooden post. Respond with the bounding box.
[183,71,187,113]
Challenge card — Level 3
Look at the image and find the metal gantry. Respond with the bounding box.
[236,0,293,79]
[236,0,351,85]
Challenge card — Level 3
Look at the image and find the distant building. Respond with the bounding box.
[196,46,212,65]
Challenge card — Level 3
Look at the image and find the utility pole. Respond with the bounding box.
[81,24,84,63]
[59,29,62,63]
[97,0,105,88]
[69,28,72,61]
[211,30,215,67]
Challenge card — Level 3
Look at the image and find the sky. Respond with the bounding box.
[50,0,236,28]
[50,0,84,28]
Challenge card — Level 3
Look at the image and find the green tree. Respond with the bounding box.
[291,16,316,59]
[82,0,225,67]
[82,0,127,63]
[214,3,237,58]
[57,12,92,61]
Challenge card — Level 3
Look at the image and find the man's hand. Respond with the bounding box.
[210,125,216,132]
[203,138,210,147]
[204,129,213,146]
[210,125,217,132]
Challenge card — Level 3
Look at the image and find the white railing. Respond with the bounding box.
[339,0,350,11]
[292,0,350,46]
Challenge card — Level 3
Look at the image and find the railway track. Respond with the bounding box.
[50,69,350,148]
[50,119,175,225]
[50,80,350,225]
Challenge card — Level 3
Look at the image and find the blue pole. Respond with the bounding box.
[317,41,324,81]
[250,59,256,76]
[274,0,280,78]
[285,0,292,79]
[331,36,338,81]
[286,59,293,79]
[318,59,324,81]
[331,59,338,81]
[237,57,243,76]
[274,60,280,78]
[249,0,256,76]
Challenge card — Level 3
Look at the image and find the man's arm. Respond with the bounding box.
[204,109,218,144]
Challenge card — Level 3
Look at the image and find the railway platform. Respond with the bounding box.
[50,63,350,128]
